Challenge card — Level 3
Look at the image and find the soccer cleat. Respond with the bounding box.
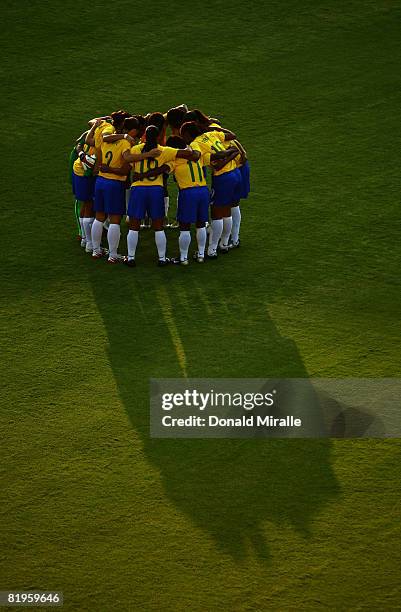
[206,251,218,260]
[80,238,87,248]
[229,238,241,249]
[192,251,205,263]
[158,258,170,267]
[218,243,230,254]
[107,256,122,264]
[92,250,104,259]
[85,243,93,254]
[123,256,136,268]
[171,257,189,266]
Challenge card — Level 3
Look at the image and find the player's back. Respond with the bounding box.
[98,139,130,181]
[170,157,206,190]
[131,144,178,187]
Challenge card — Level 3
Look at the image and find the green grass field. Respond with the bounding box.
[2,1,401,609]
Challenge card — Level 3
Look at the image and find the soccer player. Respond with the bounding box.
[180,121,240,258]
[85,110,130,168]
[123,125,200,267]
[204,130,249,248]
[72,138,97,252]
[164,135,210,264]
[70,128,95,244]
[92,117,155,263]
[228,139,250,248]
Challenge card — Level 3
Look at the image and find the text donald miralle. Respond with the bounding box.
[160,389,302,428]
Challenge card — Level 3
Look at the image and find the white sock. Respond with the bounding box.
[155,230,167,260]
[231,206,241,243]
[208,219,223,254]
[196,227,207,257]
[127,229,139,259]
[164,196,170,217]
[179,231,191,261]
[79,217,85,238]
[83,217,94,248]
[220,216,233,247]
[91,219,104,254]
[107,223,120,259]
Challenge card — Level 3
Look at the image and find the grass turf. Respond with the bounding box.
[2,0,401,609]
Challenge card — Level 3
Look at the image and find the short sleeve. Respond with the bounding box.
[191,142,202,154]
[102,125,115,137]
[160,146,178,163]
[130,144,142,155]
[203,152,211,166]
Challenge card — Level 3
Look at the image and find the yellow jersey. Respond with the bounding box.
[192,130,236,176]
[206,123,243,168]
[130,144,178,187]
[98,139,131,181]
[225,139,242,168]
[72,144,96,177]
[94,120,115,150]
[168,153,206,190]
[208,130,237,176]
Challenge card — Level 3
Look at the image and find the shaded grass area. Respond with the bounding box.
[2,0,401,610]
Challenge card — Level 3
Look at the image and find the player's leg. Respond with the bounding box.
[208,173,233,256]
[79,202,86,247]
[107,214,123,263]
[149,187,169,265]
[219,169,242,251]
[125,187,146,266]
[104,180,126,263]
[230,203,241,247]
[192,187,209,263]
[82,200,94,253]
[173,187,198,265]
[171,222,191,265]
[163,173,170,227]
[231,164,249,247]
[125,218,141,267]
[92,177,107,258]
[74,199,82,240]
[220,213,233,252]
[81,176,96,253]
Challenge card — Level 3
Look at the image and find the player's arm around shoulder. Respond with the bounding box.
[175,145,200,161]
[123,145,162,163]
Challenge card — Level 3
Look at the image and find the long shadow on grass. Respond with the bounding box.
[89,253,340,561]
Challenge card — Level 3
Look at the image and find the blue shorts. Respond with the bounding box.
[94,176,126,215]
[211,168,242,206]
[73,173,95,201]
[127,186,164,220]
[239,161,250,200]
[177,186,210,224]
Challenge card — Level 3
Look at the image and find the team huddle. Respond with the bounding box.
[70,105,250,266]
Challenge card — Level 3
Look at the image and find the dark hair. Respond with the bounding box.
[133,115,146,136]
[184,109,210,127]
[111,109,130,128]
[143,125,159,152]
[180,121,203,141]
[123,116,139,132]
[146,112,165,131]
[165,135,186,149]
[166,107,186,129]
